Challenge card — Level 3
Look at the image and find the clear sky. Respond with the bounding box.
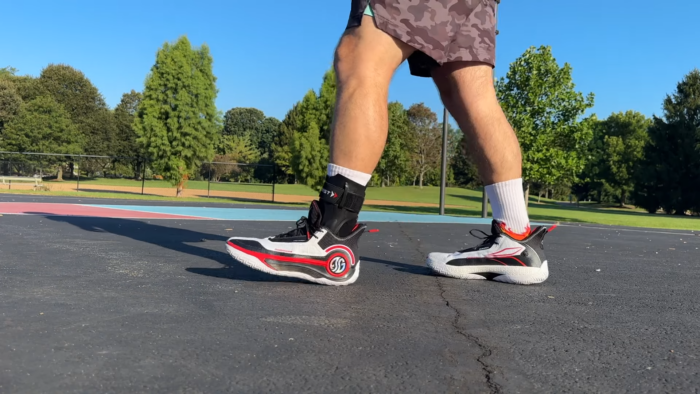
[2,0,699,122]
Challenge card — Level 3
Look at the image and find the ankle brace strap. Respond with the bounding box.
[320,182,365,213]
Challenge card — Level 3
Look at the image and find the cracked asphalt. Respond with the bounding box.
[1,197,699,393]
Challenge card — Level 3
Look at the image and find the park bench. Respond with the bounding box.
[0,176,44,190]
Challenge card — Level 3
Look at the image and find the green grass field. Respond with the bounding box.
[5,182,699,230]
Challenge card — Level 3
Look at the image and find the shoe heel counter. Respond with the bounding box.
[525,227,548,265]
[318,224,365,259]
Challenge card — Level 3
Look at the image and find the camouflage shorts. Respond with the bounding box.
[347,0,497,77]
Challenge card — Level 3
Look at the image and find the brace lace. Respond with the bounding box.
[274,217,319,240]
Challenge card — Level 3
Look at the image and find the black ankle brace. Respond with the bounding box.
[318,175,366,236]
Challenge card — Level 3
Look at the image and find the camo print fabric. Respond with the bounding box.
[347,0,497,77]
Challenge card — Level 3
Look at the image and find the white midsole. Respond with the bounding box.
[225,244,360,286]
[427,259,549,285]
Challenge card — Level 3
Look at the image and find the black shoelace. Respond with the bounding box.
[459,229,500,253]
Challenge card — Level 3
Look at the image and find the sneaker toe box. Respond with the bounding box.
[226,238,266,252]
[426,252,452,268]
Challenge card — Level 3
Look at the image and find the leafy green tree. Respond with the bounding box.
[570,115,607,204]
[218,134,259,162]
[135,36,219,197]
[272,104,300,180]
[291,121,329,189]
[6,76,47,102]
[222,107,280,163]
[407,103,442,188]
[0,67,18,78]
[276,68,336,186]
[1,96,83,180]
[496,45,595,204]
[214,134,260,182]
[259,117,281,158]
[38,64,114,155]
[223,107,265,138]
[451,131,481,187]
[374,102,413,186]
[0,79,22,134]
[634,69,700,215]
[318,68,337,141]
[114,90,144,177]
[596,111,650,206]
[289,90,329,188]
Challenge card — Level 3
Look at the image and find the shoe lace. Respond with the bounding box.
[274,216,319,240]
[458,229,499,253]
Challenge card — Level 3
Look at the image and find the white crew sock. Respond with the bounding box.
[485,178,530,236]
[327,163,372,186]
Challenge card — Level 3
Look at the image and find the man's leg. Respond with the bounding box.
[330,15,415,174]
[317,14,415,236]
[425,62,551,285]
[225,14,415,286]
[431,62,530,237]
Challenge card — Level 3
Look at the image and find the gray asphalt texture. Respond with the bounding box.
[1,195,699,393]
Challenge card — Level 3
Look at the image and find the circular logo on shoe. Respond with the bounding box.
[325,253,350,278]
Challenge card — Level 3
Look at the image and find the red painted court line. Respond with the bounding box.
[0,203,206,220]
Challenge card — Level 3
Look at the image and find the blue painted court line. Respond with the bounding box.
[91,205,498,224]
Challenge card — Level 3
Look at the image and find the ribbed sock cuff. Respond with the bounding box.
[327,163,372,186]
[485,178,530,235]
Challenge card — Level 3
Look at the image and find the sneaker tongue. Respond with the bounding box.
[307,201,323,228]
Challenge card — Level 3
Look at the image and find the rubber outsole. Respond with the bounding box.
[225,243,360,286]
[426,258,549,285]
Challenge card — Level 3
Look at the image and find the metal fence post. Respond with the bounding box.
[272,164,276,203]
[207,164,211,198]
[141,159,146,195]
[76,156,81,192]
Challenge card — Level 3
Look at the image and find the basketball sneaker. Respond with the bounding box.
[426,220,554,285]
[226,175,366,286]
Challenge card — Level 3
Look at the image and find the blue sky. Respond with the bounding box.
[2,0,699,122]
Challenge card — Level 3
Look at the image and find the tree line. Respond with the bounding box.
[0,38,698,214]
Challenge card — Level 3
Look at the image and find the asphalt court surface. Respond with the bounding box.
[1,194,699,393]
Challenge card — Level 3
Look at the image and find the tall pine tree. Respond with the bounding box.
[135,36,219,196]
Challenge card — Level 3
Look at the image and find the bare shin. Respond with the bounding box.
[432,62,522,185]
[330,16,414,174]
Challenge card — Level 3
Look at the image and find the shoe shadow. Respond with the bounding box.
[361,256,434,277]
[38,214,303,283]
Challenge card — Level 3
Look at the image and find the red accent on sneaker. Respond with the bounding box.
[352,223,359,231]
[487,247,523,258]
[499,222,531,241]
[228,241,325,268]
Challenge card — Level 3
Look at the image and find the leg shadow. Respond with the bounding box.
[38,214,303,283]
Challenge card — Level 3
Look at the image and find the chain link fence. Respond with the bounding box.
[0,151,278,202]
